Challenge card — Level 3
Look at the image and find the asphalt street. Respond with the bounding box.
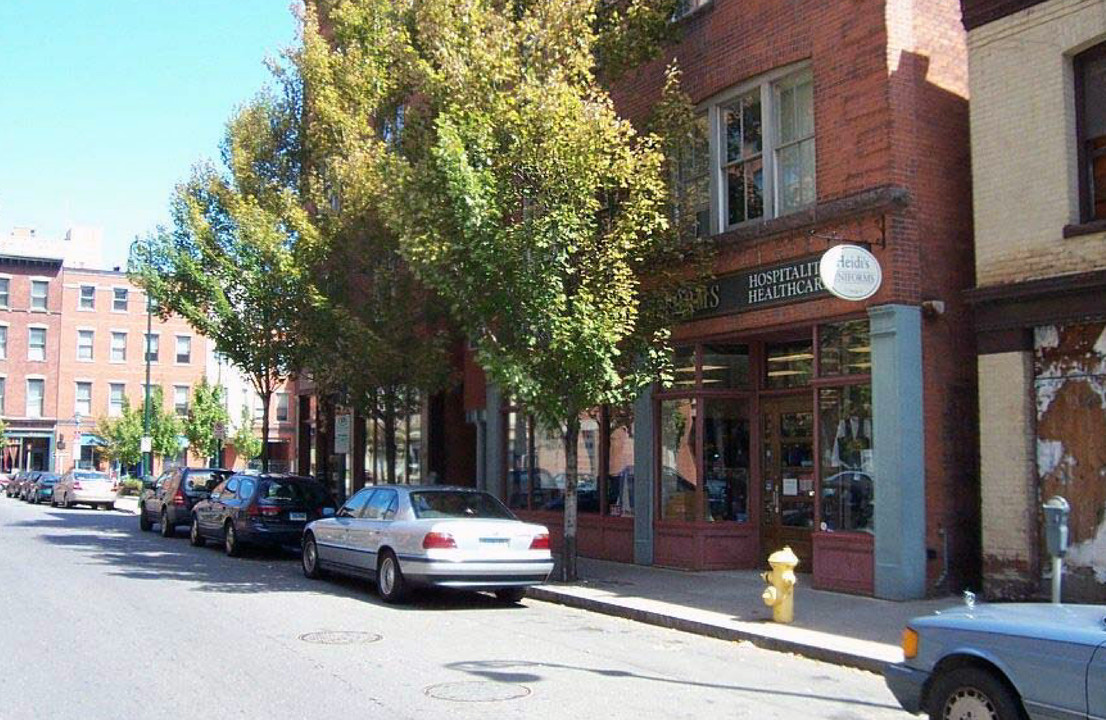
[0,497,915,720]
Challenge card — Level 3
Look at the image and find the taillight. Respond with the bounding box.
[72,481,83,490]
[529,533,551,550]
[248,502,282,519]
[422,532,457,549]
[172,489,186,506]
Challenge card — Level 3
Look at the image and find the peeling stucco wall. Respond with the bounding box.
[1035,323,1106,595]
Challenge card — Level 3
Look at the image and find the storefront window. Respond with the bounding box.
[606,408,635,517]
[701,344,750,388]
[703,399,750,522]
[660,398,698,521]
[819,385,874,533]
[765,340,813,388]
[532,422,562,510]
[671,346,697,389]
[819,320,871,376]
[506,411,530,510]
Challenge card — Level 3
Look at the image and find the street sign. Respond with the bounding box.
[819,244,883,301]
[140,436,153,453]
[334,413,352,455]
[214,421,226,441]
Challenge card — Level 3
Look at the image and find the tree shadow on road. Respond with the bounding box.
[11,508,528,612]
[444,659,904,712]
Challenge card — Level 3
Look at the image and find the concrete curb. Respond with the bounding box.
[526,585,891,674]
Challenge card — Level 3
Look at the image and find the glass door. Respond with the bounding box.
[760,395,816,567]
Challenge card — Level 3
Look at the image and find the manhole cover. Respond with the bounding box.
[424,682,531,703]
[299,631,382,645]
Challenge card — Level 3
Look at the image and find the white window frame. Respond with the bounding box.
[76,328,95,362]
[74,381,93,418]
[25,376,45,418]
[108,382,126,417]
[0,275,10,309]
[110,330,127,363]
[703,62,815,235]
[145,333,159,363]
[174,334,192,365]
[78,284,96,311]
[0,322,8,361]
[173,385,190,417]
[275,392,290,422]
[29,278,50,311]
[0,374,6,414]
[28,325,47,362]
[112,286,129,313]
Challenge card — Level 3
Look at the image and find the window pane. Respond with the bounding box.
[506,411,530,510]
[819,319,871,376]
[0,278,8,307]
[113,288,128,311]
[532,422,561,510]
[703,399,750,522]
[26,380,44,417]
[31,281,47,309]
[701,344,750,388]
[670,346,696,389]
[819,385,874,533]
[765,340,813,389]
[746,157,764,219]
[795,76,814,138]
[660,398,698,522]
[80,286,94,309]
[743,95,762,155]
[606,408,634,517]
[0,326,7,360]
[727,164,746,225]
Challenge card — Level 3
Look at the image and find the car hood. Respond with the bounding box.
[913,603,1106,645]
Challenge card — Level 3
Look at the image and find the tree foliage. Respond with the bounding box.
[184,377,230,466]
[96,402,143,468]
[229,406,262,464]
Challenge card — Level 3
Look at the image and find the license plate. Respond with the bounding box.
[290,512,307,521]
[480,537,509,544]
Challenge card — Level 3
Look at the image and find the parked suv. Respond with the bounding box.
[190,473,336,556]
[139,467,232,537]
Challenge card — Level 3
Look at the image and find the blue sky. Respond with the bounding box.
[0,0,298,269]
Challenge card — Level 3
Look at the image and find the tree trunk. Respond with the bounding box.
[260,390,272,474]
[562,414,580,582]
[383,394,397,484]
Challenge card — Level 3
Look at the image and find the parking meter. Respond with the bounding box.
[1043,496,1070,558]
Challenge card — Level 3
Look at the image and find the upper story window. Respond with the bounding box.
[145,333,159,363]
[276,393,289,422]
[28,327,46,362]
[174,385,189,416]
[75,382,92,417]
[175,335,191,364]
[79,285,95,310]
[0,278,9,309]
[26,378,44,418]
[112,288,128,312]
[0,325,7,360]
[693,66,815,234]
[673,0,710,20]
[1077,43,1106,222]
[30,280,48,311]
[110,331,127,362]
[109,383,125,417]
[77,330,94,361]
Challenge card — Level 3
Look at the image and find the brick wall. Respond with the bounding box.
[0,262,64,421]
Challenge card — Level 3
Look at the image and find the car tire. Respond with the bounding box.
[302,535,324,579]
[376,550,408,604]
[928,666,1025,720]
[64,494,73,509]
[224,521,241,557]
[139,508,152,531]
[160,509,174,538]
[189,517,206,547]
[495,588,526,604]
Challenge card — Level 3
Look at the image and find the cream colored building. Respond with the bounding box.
[963,0,1106,599]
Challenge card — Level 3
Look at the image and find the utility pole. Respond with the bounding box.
[133,236,154,479]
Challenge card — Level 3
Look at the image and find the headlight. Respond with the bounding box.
[901,627,919,659]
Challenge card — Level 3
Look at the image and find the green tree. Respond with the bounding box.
[229,406,262,465]
[146,387,185,465]
[96,400,144,470]
[386,0,697,580]
[129,90,321,473]
[185,377,230,467]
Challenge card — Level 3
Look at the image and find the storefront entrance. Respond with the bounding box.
[760,395,815,569]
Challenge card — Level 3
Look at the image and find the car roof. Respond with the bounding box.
[367,485,487,493]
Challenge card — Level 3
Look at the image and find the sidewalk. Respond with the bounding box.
[528,557,958,673]
[113,496,140,514]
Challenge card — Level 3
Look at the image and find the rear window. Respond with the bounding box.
[259,479,333,506]
[185,470,229,492]
[74,472,109,481]
[410,491,516,520]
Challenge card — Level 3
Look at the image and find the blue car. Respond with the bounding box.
[885,601,1106,719]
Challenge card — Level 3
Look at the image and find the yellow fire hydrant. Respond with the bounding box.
[761,546,799,624]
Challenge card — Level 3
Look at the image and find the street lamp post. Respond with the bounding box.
[131,237,154,479]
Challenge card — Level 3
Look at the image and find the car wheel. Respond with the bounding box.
[376,550,408,604]
[160,509,174,538]
[139,508,152,531]
[928,667,1024,720]
[189,517,206,547]
[494,588,526,604]
[64,494,73,509]
[224,522,241,557]
[302,535,324,579]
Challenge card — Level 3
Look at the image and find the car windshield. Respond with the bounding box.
[410,491,517,520]
[38,475,59,484]
[259,479,332,506]
[74,472,109,481]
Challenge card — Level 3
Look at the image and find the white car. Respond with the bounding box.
[54,470,117,510]
[302,485,555,604]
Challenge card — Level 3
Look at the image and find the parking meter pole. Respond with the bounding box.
[1043,496,1070,605]
[1052,556,1063,605]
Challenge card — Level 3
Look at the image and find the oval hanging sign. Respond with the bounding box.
[819,244,883,301]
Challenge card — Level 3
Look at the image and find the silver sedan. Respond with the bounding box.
[302,485,554,604]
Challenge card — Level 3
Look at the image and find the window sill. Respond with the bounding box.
[1062,219,1106,238]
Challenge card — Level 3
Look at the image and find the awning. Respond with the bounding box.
[79,434,107,447]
